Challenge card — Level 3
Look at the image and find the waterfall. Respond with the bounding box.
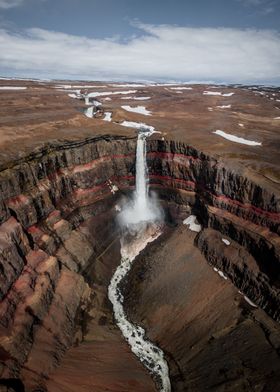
[118,129,162,227]
[135,132,148,213]
[108,128,171,391]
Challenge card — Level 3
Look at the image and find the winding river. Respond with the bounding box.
[108,129,171,392]
[108,229,171,392]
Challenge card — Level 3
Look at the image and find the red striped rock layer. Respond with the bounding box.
[0,135,279,389]
[0,137,278,231]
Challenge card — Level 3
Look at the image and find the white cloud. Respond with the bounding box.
[238,0,268,6]
[0,0,23,9]
[0,24,279,83]
[243,0,264,5]
[237,0,276,14]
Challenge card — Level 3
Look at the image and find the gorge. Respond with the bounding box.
[0,80,280,392]
[109,129,170,392]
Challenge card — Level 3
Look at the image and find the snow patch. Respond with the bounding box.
[87,90,136,98]
[213,130,262,146]
[213,267,228,280]
[169,87,193,90]
[183,215,201,232]
[92,100,102,106]
[217,105,231,109]
[121,105,151,116]
[110,84,145,88]
[120,96,151,100]
[244,296,258,308]
[103,112,112,122]
[134,96,151,100]
[74,85,106,88]
[84,106,95,118]
[120,121,156,133]
[203,91,234,97]
[56,84,106,89]
[218,270,228,280]
[203,91,222,96]
[55,84,72,89]
[0,86,27,90]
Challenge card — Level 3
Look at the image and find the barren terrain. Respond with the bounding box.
[0,78,279,392]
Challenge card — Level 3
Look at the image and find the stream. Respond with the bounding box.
[108,129,171,392]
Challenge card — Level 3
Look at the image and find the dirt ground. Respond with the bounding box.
[0,80,279,192]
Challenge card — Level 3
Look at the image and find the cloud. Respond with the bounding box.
[243,0,263,5]
[239,0,268,6]
[0,24,279,83]
[0,0,23,9]
[262,6,274,14]
[237,0,276,14]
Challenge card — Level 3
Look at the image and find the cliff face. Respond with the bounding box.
[122,225,280,392]
[0,137,278,231]
[0,135,279,391]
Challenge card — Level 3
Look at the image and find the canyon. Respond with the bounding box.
[0,80,279,391]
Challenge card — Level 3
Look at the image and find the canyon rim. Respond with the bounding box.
[0,79,279,392]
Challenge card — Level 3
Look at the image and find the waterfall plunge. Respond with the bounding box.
[108,129,171,391]
[135,132,148,213]
[118,129,162,228]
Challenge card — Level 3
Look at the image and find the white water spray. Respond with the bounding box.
[118,129,162,227]
[108,129,171,391]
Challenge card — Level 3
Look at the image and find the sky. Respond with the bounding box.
[0,0,279,84]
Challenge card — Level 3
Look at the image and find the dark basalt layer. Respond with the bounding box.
[0,135,279,391]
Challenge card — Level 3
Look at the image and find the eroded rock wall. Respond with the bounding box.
[0,135,279,390]
[0,137,279,233]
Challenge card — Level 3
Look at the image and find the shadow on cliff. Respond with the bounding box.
[0,379,25,392]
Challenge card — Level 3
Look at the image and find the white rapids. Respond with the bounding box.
[108,129,171,392]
